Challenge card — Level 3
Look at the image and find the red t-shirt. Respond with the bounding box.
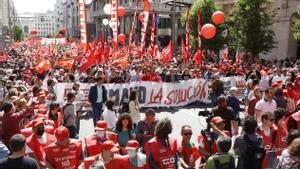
[2,108,34,146]
[45,139,83,169]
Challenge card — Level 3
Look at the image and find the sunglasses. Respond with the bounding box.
[183,132,192,136]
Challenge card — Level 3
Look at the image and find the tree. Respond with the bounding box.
[228,0,277,57]
[292,8,300,40]
[180,0,227,52]
[12,26,24,41]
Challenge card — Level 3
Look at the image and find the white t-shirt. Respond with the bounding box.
[255,99,277,123]
[102,108,117,129]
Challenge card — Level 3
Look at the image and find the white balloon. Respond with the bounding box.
[102,18,109,25]
[103,4,112,15]
[85,0,93,5]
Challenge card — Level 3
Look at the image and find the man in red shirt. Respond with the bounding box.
[125,140,149,169]
[2,101,34,147]
[80,140,130,169]
[25,119,56,168]
[45,126,83,169]
[246,87,263,117]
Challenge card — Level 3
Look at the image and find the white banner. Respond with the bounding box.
[54,79,209,108]
[41,38,66,45]
[54,77,245,108]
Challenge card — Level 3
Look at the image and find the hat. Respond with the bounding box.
[95,121,107,131]
[145,108,155,115]
[32,119,44,127]
[102,140,119,152]
[125,140,139,150]
[55,126,69,142]
[272,82,281,88]
[229,87,238,93]
[211,116,225,125]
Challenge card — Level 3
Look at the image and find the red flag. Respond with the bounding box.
[139,0,150,56]
[223,47,229,61]
[128,0,139,51]
[193,8,202,65]
[149,10,156,57]
[55,58,74,72]
[82,44,95,71]
[0,52,8,62]
[161,41,173,64]
[185,8,191,62]
[36,58,52,74]
[181,38,188,61]
[236,49,241,64]
[103,42,110,64]
[111,0,118,47]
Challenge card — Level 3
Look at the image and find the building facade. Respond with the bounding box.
[17,11,56,37]
[216,0,299,60]
[87,0,187,47]
[0,0,18,36]
[54,0,80,39]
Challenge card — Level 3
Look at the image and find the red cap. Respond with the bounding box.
[101,140,119,152]
[272,83,281,88]
[95,121,107,131]
[211,116,225,125]
[32,119,44,127]
[125,140,139,150]
[55,126,69,142]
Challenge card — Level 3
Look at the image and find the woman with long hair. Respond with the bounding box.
[128,90,140,129]
[113,114,136,155]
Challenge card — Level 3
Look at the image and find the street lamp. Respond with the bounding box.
[103,18,109,42]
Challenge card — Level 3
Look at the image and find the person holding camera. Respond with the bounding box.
[198,116,230,161]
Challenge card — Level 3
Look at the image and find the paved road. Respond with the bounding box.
[79,102,211,145]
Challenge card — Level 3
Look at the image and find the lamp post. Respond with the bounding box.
[102,18,109,42]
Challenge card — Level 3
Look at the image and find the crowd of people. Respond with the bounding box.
[0,39,299,169]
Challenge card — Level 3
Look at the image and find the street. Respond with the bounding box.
[79,102,210,145]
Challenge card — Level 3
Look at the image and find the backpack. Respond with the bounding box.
[62,103,72,126]
[121,99,130,113]
[242,134,266,169]
[213,154,236,169]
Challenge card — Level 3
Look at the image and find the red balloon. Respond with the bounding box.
[118,7,125,17]
[30,30,38,35]
[58,34,63,38]
[212,11,225,25]
[139,12,144,22]
[118,34,126,42]
[201,24,216,40]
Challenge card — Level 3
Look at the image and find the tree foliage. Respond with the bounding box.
[292,8,300,40]
[228,0,277,57]
[180,0,227,52]
[12,25,24,41]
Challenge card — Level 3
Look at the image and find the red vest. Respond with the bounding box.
[49,112,63,129]
[273,124,288,156]
[84,132,118,157]
[26,133,56,163]
[145,136,178,169]
[197,130,230,159]
[291,112,300,130]
[45,139,82,169]
[21,125,55,138]
[259,126,275,168]
[83,154,130,169]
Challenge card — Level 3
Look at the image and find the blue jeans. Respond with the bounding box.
[211,94,219,107]
[92,103,103,126]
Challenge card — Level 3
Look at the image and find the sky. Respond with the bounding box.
[13,0,57,13]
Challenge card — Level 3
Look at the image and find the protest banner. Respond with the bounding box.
[41,38,66,45]
[54,77,245,108]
